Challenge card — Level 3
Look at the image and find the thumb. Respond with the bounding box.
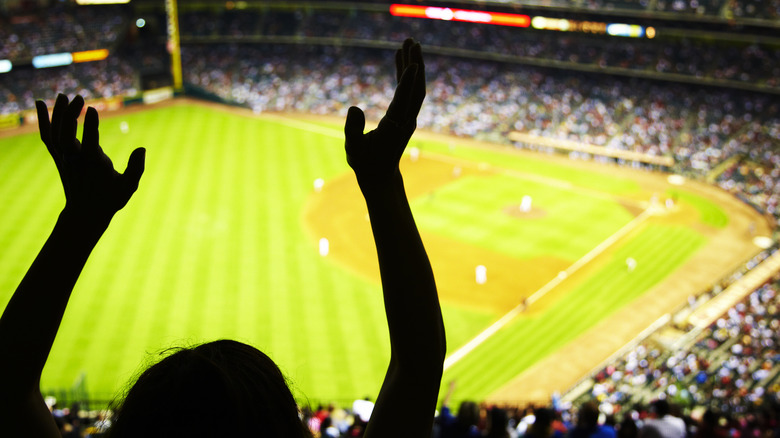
[123,147,146,194]
[344,106,365,146]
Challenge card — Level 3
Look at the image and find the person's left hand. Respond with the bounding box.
[36,94,145,222]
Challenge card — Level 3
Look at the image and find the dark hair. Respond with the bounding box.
[456,400,480,427]
[107,340,311,437]
[577,401,600,430]
[651,399,670,417]
[485,407,510,438]
[528,407,553,437]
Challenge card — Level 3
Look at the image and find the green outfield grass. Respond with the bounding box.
[0,102,713,405]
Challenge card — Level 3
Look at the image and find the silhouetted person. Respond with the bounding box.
[639,400,685,438]
[524,407,563,438]
[616,414,638,438]
[483,407,510,438]
[437,381,480,438]
[320,416,341,438]
[692,409,726,438]
[570,402,616,438]
[0,38,445,438]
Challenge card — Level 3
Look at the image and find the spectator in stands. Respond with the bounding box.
[320,416,341,438]
[521,407,563,438]
[638,400,686,438]
[483,407,512,438]
[569,401,617,438]
[437,381,481,438]
[692,409,728,437]
[437,400,481,438]
[0,38,445,438]
[616,414,638,438]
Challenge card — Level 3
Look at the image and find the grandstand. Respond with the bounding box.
[0,0,778,436]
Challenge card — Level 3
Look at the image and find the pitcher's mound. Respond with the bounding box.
[503,204,548,219]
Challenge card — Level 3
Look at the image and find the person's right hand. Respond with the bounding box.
[36,94,145,222]
[344,38,425,191]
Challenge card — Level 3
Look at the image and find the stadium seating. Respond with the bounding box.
[565,250,780,436]
[0,5,128,61]
[178,8,779,91]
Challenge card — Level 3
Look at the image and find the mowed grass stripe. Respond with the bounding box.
[97,108,211,392]
[120,107,189,354]
[0,136,62,295]
[442,224,706,402]
[235,118,268,344]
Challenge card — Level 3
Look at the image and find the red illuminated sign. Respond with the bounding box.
[389,4,530,28]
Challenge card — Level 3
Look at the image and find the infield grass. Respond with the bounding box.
[0,102,712,405]
[410,174,635,261]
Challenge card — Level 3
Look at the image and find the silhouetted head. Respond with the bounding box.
[577,401,600,430]
[650,399,670,417]
[486,407,509,437]
[701,409,718,427]
[617,414,638,438]
[533,407,553,429]
[456,401,480,427]
[107,340,310,437]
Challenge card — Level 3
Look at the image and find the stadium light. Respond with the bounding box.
[72,49,109,63]
[0,60,11,73]
[606,23,646,38]
[531,16,608,34]
[531,15,651,38]
[390,4,530,27]
[76,0,130,4]
[32,53,73,69]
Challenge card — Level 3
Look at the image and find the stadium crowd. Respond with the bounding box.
[178,8,780,89]
[559,250,780,437]
[0,57,137,115]
[0,2,777,92]
[0,4,128,61]
[502,0,779,19]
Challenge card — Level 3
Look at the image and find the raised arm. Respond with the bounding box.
[345,39,446,438]
[0,94,145,437]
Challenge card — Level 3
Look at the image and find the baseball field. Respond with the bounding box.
[0,100,768,406]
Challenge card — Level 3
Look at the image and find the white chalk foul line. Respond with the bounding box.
[260,113,346,139]
[443,208,654,371]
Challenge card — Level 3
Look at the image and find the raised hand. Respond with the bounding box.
[344,38,425,190]
[36,94,145,222]
[1,97,146,438]
[347,40,444,438]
